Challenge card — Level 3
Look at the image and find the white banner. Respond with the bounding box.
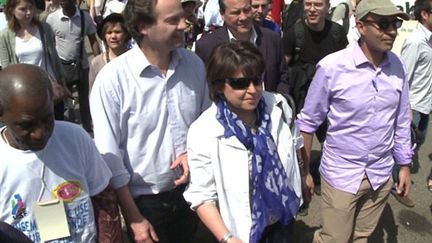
[329,0,416,14]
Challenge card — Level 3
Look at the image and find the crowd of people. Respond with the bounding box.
[0,0,430,243]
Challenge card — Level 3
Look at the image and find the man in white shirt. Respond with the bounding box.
[46,0,100,132]
[90,0,211,242]
[0,64,112,243]
[400,0,432,194]
[203,0,224,31]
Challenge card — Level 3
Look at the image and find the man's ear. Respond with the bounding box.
[420,10,430,23]
[356,20,366,35]
[220,10,226,22]
[137,22,149,36]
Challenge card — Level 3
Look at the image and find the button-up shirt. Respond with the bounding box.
[227,26,258,44]
[401,22,432,114]
[297,41,413,194]
[46,7,96,68]
[90,46,210,196]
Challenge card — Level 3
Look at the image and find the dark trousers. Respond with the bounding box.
[54,101,65,120]
[132,186,199,243]
[259,221,293,243]
[311,122,328,185]
[67,68,92,132]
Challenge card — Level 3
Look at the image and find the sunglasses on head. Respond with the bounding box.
[224,76,263,90]
[362,18,403,31]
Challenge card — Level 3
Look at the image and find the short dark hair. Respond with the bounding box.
[123,0,158,44]
[4,0,40,32]
[0,64,53,115]
[219,0,226,13]
[414,0,432,22]
[206,41,265,101]
[97,13,131,45]
[220,0,252,13]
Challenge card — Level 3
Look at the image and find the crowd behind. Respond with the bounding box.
[0,0,431,243]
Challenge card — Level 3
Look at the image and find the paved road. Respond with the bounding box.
[292,121,432,243]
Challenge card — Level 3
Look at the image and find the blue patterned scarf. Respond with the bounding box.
[216,98,300,243]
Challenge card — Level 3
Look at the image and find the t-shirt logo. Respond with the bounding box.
[11,194,27,220]
[52,181,82,202]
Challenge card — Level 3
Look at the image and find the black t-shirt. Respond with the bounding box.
[282,19,348,66]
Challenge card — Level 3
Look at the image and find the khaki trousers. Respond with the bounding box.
[313,175,392,243]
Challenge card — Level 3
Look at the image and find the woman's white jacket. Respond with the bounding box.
[184,91,303,242]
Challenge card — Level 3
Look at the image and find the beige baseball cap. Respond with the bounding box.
[356,0,410,21]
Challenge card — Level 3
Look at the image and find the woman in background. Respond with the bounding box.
[88,15,128,242]
[0,0,68,119]
[89,13,129,91]
[184,41,304,243]
[181,0,203,49]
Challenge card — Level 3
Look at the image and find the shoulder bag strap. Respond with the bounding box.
[99,0,109,17]
[293,22,304,63]
[79,9,84,66]
[37,24,49,72]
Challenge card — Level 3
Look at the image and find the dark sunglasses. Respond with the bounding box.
[224,76,263,90]
[362,18,403,31]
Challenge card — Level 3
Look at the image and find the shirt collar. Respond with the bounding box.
[417,22,432,44]
[59,7,80,20]
[227,26,258,44]
[353,39,390,68]
[128,45,182,78]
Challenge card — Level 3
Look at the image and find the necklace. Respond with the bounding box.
[1,128,9,145]
[105,49,111,63]
[2,127,49,201]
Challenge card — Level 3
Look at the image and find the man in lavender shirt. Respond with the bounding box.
[296,0,414,242]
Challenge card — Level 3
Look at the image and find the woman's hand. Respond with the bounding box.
[227,236,243,243]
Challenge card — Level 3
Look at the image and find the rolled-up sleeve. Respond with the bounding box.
[183,122,218,210]
[90,73,131,189]
[392,67,414,166]
[296,63,330,133]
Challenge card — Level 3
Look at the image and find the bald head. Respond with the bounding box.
[0,64,53,115]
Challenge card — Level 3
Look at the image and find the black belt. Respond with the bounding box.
[135,185,186,202]
[61,59,77,65]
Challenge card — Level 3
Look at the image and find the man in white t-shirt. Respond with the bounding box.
[0,64,112,243]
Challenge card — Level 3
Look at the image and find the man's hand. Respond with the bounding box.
[304,173,314,203]
[51,81,66,104]
[397,166,411,196]
[170,153,189,187]
[49,74,72,104]
[130,218,159,243]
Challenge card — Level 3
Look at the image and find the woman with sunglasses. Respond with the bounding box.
[184,41,303,243]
